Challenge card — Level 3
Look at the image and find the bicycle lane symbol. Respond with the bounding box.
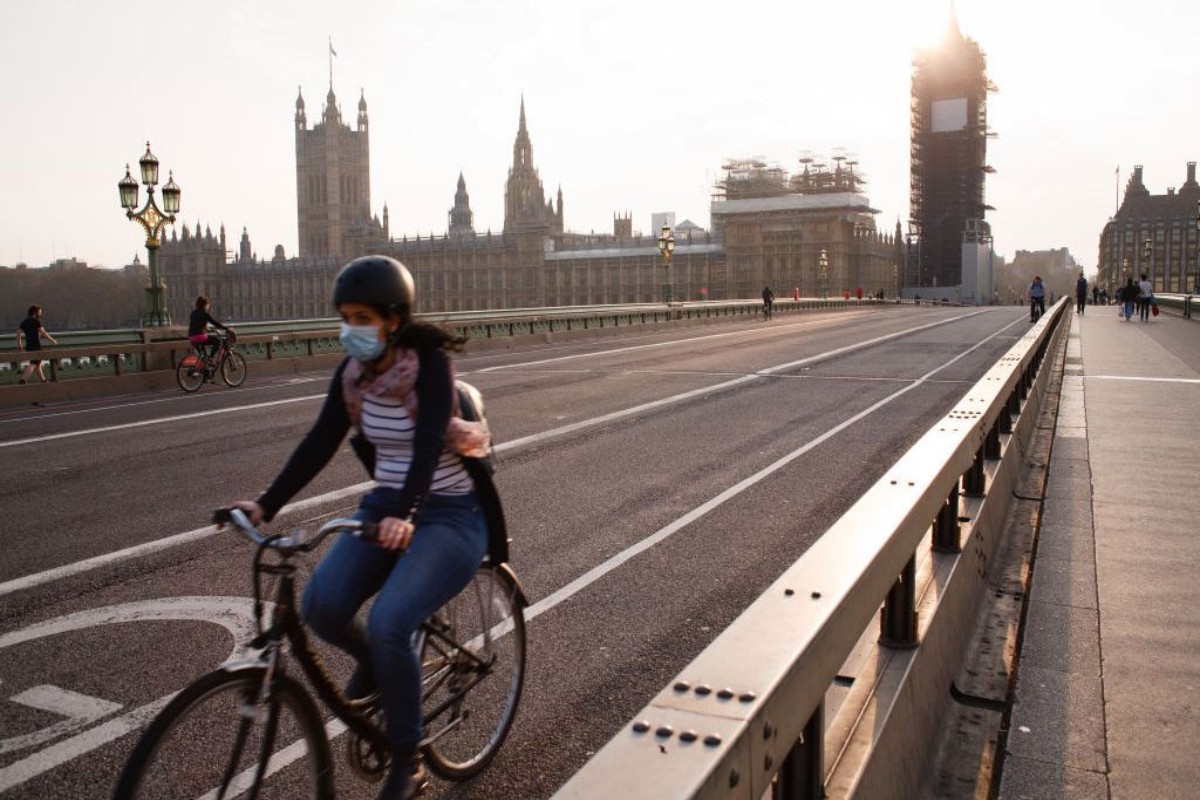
[0,596,261,794]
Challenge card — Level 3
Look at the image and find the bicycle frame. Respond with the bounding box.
[226,515,527,756]
[231,538,392,758]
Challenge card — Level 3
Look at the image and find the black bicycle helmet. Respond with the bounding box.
[332,255,415,313]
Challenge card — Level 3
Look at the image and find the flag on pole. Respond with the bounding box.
[329,37,337,57]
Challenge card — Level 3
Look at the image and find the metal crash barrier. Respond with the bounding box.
[554,299,1070,800]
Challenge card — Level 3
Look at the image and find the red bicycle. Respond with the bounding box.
[176,330,248,392]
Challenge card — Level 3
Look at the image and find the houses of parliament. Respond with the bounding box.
[160,83,904,322]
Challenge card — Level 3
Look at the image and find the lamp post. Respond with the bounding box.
[657,225,675,304]
[119,142,181,327]
[818,249,829,299]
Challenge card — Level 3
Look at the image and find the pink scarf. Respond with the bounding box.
[342,350,491,458]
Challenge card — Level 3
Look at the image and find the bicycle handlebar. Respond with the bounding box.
[212,508,378,552]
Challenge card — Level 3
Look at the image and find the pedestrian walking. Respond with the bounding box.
[1027,276,1046,322]
[16,305,58,384]
[1075,272,1088,315]
[1119,278,1138,321]
[1136,273,1154,322]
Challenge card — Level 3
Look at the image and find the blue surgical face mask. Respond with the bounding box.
[339,323,386,363]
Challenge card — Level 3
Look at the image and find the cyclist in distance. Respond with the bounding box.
[230,256,491,800]
[1027,275,1046,322]
[187,295,230,361]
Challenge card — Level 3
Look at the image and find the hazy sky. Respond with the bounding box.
[2,0,1197,275]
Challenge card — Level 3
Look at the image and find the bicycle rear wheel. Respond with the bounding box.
[176,359,205,393]
[419,566,526,780]
[113,667,334,800]
[221,351,248,387]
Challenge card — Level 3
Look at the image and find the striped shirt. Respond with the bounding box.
[361,393,472,495]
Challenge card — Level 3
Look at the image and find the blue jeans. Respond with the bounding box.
[301,489,487,748]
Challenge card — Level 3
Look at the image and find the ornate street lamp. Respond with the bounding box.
[818,249,830,299]
[118,142,180,327]
[657,225,675,304]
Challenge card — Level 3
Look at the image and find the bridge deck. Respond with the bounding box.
[998,306,1200,799]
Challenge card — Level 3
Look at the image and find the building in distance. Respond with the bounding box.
[1097,162,1200,295]
[162,89,904,321]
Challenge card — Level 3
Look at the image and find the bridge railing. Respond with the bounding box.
[1153,292,1197,319]
[553,299,1071,799]
[0,297,893,387]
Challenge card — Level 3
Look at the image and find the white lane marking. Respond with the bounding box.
[0,309,994,595]
[475,309,958,373]
[1084,375,1200,384]
[0,697,172,793]
[1,686,123,755]
[0,484,372,599]
[0,597,261,792]
[500,310,989,451]
[0,376,329,426]
[0,395,323,449]
[522,314,1023,625]
[0,310,979,448]
[197,718,347,800]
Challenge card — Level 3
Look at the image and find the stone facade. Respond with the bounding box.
[1097,163,1200,294]
[160,90,902,322]
[294,86,382,259]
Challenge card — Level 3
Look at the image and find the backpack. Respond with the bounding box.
[455,380,496,475]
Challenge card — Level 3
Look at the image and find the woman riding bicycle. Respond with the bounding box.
[231,256,490,800]
[187,295,230,361]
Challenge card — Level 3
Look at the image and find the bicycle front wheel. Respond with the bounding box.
[420,566,526,780]
[176,359,205,393]
[221,351,248,387]
[113,667,334,800]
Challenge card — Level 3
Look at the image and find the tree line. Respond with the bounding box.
[1,263,149,332]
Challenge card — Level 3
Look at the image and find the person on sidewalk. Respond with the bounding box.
[16,305,58,384]
[1075,272,1088,315]
[1027,276,1046,322]
[1119,278,1138,321]
[1136,273,1154,322]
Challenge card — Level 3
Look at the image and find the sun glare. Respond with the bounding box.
[905,0,958,51]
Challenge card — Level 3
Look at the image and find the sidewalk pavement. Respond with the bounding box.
[999,306,1200,799]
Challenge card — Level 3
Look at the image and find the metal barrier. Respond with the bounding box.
[553,299,1070,800]
[0,297,891,386]
[1153,293,1196,319]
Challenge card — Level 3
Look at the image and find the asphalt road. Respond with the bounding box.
[0,304,1033,799]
